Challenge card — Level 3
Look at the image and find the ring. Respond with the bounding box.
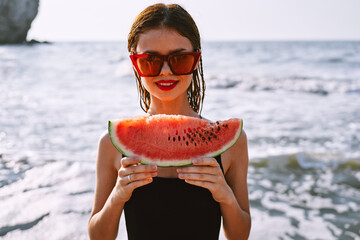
[128,175,131,182]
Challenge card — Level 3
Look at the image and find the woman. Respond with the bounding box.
[88,3,251,240]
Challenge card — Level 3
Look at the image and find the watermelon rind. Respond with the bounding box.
[108,117,243,167]
[108,120,126,156]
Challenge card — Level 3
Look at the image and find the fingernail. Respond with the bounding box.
[152,165,157,169]
[177,168,182,173]
[178,173,184,178]
[192,159,199,164]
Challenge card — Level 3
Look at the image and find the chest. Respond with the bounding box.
[124,177,221,240]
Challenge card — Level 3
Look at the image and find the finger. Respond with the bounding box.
[123,171,157,184]
[127,178,153,189]
[178,173,219,183]
[192,157,219,167]
[177,166,219,175]
[121,156,141,168]
[120,164,157,177]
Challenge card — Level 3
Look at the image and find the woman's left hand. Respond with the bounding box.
[177,157,233,203]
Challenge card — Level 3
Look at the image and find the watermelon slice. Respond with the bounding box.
[108,115,243,166]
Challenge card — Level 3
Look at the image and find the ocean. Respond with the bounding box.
[0,41,359,239]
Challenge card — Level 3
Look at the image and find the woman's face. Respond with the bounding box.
[135,27,196,102]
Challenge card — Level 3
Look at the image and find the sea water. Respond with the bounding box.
[0,41,359,239]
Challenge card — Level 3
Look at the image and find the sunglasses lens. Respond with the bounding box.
[169,54,196,75]
[136,55,162,76]
[131,52,199,76]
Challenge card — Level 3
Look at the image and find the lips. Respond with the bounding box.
[155,80,179,91]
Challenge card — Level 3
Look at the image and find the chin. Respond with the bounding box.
[152,91,187,103]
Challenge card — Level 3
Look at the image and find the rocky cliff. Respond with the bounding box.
[0,0,39,44]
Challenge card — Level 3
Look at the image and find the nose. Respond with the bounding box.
[159,60,172,76]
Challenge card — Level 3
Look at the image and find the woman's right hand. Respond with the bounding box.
[114,156,157,203]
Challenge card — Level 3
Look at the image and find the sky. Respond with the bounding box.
[27,0,360,42]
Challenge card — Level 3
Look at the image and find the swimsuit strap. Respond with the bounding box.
[215,154,224,173]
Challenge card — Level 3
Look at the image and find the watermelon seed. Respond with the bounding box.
[208,137,211,141]
[178,136,181,141]
[183,136,185,141]
[194,142,197,147]
[168,136,170,141]
[217,126,221,131]
[186,141,189,146]
[202,137,205,140]
[173,137,176,142]
[213,135,217,139]
[176,130,178,135]
[216,121,220,125]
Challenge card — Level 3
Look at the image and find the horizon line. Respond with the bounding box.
[26,38,360,43]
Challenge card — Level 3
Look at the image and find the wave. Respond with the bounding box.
[206,75,360,95]
[250,152,360,171]
[0,213,50,237]
[248,152,360,240]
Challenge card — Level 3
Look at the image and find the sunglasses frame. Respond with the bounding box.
[130,51,201,77]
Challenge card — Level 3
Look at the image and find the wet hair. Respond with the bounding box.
[128,3,205,113]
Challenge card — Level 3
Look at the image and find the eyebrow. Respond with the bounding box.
[142,48,187,55]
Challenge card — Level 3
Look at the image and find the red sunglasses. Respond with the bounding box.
[130,52,201,77]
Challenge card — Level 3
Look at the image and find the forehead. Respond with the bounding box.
[136,27,193,54]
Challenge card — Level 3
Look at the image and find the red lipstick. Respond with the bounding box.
[155,80,179,91]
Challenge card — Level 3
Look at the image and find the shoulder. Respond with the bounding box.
[98,131,117,153]
[97,131,122,171]
[231,129,248,158]
[221,130,249,175]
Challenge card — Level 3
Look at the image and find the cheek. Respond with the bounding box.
[140,78,153,91]
[182,76,193,88]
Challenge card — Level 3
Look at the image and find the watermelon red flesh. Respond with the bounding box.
[108,114,243,166]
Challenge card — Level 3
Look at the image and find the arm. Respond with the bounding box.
[220,131,251,239]
[88,133,124,240]
[88,133,157,240]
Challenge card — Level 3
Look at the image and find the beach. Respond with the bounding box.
[0,41,359,239]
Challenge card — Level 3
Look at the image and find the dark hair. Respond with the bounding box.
[128,3,205,113]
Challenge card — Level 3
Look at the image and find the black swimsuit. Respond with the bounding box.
[124,155,223,240]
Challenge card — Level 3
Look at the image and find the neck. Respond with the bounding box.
[147,94,199,118]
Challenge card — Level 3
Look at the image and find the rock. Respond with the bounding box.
[0,0,39,44]
[26,39,50,45]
